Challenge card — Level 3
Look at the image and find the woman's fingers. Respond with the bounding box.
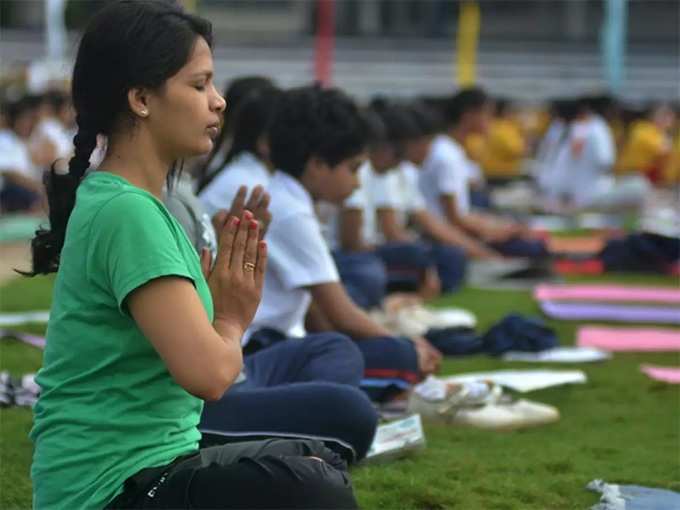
[254,192,272,239]
[227,185,248,219]
[211,210,229,233]
[229,210,252,271]
[200,247,212,280]
[255,240,267,289]
[242,217,260,280]
[214,216,240,271]
[245,185,264,212]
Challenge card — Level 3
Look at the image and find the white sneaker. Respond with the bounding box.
[407,376,502,417]
[452,398,560,430]
[371,305,477,338]
[408,376,559,430]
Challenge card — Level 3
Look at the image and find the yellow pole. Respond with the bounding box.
[456,1,480,87]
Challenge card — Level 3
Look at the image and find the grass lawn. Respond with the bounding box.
[1,273,679,509]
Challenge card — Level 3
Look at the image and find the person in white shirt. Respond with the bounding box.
[420,88,547,259]
[31,90,75,162]
[555,96,647,212]
[194,76,275,190]
[198,86,281,219]
[250,85,440,401]
[335,106,443,300]
[0,97,44,212]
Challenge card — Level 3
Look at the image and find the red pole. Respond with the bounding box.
[314,0,335,86]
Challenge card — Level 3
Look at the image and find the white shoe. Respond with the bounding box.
[372,305,477,338]
[452,398,560,430]
[408,376,502,417]
[408,376,559,430]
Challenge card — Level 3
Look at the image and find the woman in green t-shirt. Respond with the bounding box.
[28,1,357,508]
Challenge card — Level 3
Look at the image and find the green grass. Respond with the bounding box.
[1,274,679,509]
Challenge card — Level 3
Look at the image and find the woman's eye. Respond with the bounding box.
[194,84,206,91]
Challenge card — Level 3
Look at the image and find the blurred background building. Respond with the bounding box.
[1,0,678,101]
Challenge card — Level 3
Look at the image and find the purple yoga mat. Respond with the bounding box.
[540,301,680,324]
[0,329,46,349]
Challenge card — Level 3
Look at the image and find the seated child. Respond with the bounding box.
[419,87,547,259]
[248,85,442,401]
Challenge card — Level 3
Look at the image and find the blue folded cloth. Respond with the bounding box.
[482,313,558,356]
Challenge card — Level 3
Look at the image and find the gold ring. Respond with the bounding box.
[243,262,256,272]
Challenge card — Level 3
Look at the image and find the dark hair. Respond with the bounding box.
[494,98,511,117]
[27,0,212,275]
[4,95,39,131]
[406,102,440,138]
[223,76,275,134]
[443,87,489,126]
[553,99,582,123]
[42,90,69,113]
[363,109,388,146]
[584,94,619,120]
[196,75,274,187]
[268,85,368,179]
[375,104,421,144]
[197,85,281,192]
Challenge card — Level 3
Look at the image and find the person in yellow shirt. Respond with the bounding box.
[662,130,680,185]
[616,103,675,182]
[465,99,526,184]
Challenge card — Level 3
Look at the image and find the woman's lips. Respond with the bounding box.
[207,126,219,139]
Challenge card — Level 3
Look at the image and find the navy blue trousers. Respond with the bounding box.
[332,250,388,309]
[375,241,467,293]
[200,333,378,461]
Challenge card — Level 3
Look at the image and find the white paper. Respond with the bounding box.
[444,369,587,393]
[502,347,611,363]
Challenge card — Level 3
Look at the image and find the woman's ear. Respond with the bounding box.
[128,87,150,119]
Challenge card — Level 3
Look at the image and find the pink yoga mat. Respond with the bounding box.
[535,284,680,304]
[641,365,680,384]
[577,326,680,352]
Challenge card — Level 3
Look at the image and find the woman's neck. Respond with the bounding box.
[99,131,173,198]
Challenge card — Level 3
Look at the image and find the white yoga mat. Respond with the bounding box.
[444,369,587,393]
[502,347,611,363]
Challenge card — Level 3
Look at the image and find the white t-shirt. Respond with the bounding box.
[199,151,271,218]
[550,116,616,206]
[245,171,340,344]
[343,161,401,245]
[419,134,471,219]
[0,129,39,181]
[391,161,427,227]
[33,118,73,160]
[535,119,566,194]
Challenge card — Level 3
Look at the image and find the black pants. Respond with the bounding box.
[106,438,358,509]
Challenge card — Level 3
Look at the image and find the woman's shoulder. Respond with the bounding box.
[76,176,172,234]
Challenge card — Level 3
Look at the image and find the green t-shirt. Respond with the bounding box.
[30,172,214,510]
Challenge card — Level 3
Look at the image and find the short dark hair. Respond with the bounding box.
[43,90,70,113]
[4,95,39,130]
[406,102,440,137]
[374,103,421,144]
[268,85,367,178]
[443,87,489,126]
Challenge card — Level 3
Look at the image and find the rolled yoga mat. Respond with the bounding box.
[535,284,680,304]
[577,326,680,351]
[541,301,680,324]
